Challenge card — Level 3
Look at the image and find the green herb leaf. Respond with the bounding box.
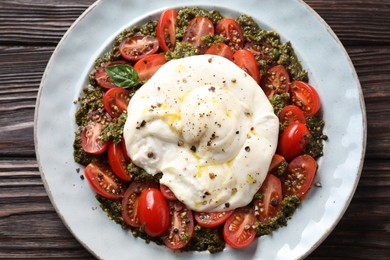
[105,64,139,88]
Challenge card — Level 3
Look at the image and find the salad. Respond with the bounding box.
[73,7,326,253]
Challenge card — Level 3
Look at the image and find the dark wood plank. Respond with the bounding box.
[0,0,389,259]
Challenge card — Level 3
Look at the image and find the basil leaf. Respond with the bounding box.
[105,64,139,88]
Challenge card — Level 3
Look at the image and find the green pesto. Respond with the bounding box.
[255,196,300,236]
[101,113,128,144]
[127,163,162,183]
[75,86,104,126]
[304,116,327,159]
[73,128,103,166]
[184,225,225,253]
[277,42,308,82]
[270,93,292,116]
[202,34,226,47]
[165,41,197,60]
[276,161,289,176]
[176,7,223,39]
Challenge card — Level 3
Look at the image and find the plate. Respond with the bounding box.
[34,0,366,259]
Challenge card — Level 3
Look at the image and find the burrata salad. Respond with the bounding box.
[73,7,327,253]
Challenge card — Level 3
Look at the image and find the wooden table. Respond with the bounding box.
[0,0,389,259]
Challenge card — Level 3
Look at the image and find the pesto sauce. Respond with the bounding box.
[75,86,104,126]
[127,163,162,183]
[73,128,103,166]
[304,116,327,158]
[184,225,225,253]
[101,113,128,144]
[165,41,197,60]
[254,196,300,236]
[277,42,308,82]
[270,93,292,116]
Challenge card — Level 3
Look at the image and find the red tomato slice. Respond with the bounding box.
[223,207,257,249]
[268,154,288,176]
[290,81,321,116]
[119,34,159,61]
[194,210,234,228]
[261,65,290,98]
[108,142,132,181]
[84,162,126,200]
[137,188,170,237]
[253,174,283,223]
[278,105,306,130]
[233,49,261,84]
[103,87,130,118]
[244,41,274,65]
[95,60,129,89]
[160,184,177,201]
[205,43,234,60]
[215,18,244,51]
[157,9,178,52]
[121,139,131,162]
[182,16,214,54]
[277,123,310,161]
[134,53,168,83]
[281,154,317,199]
[163,201,194,250]
[121,181,158,227]
[81,115,109,155]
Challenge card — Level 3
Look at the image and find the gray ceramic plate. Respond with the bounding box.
[35,0,366,259]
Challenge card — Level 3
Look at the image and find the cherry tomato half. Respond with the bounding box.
[81,113,109,155]
[160,184,177,201]
[268,154,288,176]
[84,162,126,200]
[163,201,194,250]
[156,9,178,52]
[195,210,234,228]
[95,60,129,89]
[121,139,131,162]
[261,65,290,98]
[134,53,167,83]
[137,188,170,237]
[119,34,159,61]
[103,87,130,118]
[281,154,317,199]
[183,16,214,54]
[233,49,261,84]
[290,81,321,116]
[215,18,244,51]
[205,43,234,61]
[121,181,158,227]
[223,207,257,249]
[244,41,274,65]
[108,142,132,181]
[278,105,306,130]
[253,174,283,223]
[277,123,310,161]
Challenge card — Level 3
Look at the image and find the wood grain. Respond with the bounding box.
[0,0,389,259]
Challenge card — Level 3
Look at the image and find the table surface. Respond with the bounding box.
[0,0,389,259]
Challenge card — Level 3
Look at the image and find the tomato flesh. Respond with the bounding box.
[119,35,159,61]
[160,184,177,201]
[134,53,167,83]
[103,87,130,118]
[183,16,214,54]
[244,41,274,65]
[261,65,290,98]
[278,105,306,130]
[80,113,109,155]
[232,49,261,84]
[205,43,234,61]
[84,162,126,200]
[121,181,157,227]
[108,142,132,181]
[278,123,310,161]
[290,81,321,116]
[223,207,256,249]
[137,188,170,237]
[216,18,244,51]
[253,174,283,223]
[281,154,317,199]
[195,210,234,228]
[268,154,288,176]
[95,61,129,89]
[157,9,178,52]
[163,201,194,250]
